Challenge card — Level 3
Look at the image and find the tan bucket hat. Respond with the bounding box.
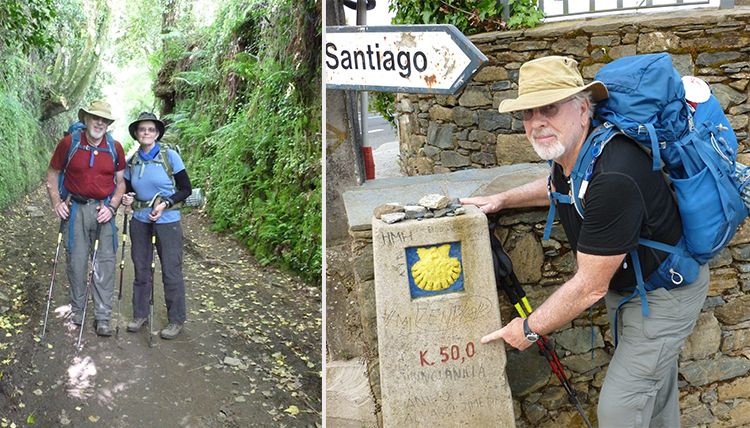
[78,100,115,123]
[498,56,609,113]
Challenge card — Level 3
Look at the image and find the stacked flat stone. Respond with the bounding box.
[374,194,467,224]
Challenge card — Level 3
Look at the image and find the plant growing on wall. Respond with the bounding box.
[369,92,396,129]
[389,0,545,34]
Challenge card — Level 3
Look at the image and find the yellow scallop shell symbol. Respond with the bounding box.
[411,244,462,291]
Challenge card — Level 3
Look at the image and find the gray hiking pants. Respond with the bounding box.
[599,263,710,428]
[129,219,186,325]
[63,202,117,321]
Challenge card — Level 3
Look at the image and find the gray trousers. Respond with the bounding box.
[63,203,117,321]
[599,263,710,428]
[129,219,186,324]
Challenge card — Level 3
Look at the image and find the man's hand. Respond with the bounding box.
[460,177,550,214]
[53,200,70,220]
[481,317,534,351]
[460,195,502,214]
[96,204,114,223]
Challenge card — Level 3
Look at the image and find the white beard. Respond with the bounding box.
[88,128,105,140]
[530,130,566,160]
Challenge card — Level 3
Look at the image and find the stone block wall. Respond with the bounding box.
[353,204,750,427]
[396,7,750,175]
[350,7,750,427]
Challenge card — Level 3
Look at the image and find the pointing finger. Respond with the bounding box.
[481,328,504,344]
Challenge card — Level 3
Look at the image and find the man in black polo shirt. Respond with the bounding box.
[461,56,710,427]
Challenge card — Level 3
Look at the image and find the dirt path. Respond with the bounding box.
[0,185,321,427]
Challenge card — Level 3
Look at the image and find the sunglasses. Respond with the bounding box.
[514,98,574,121]
[89,115,113,125]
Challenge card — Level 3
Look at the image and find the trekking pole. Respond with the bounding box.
[149,220,156,348]
[114,199,132,339]
[76,205,104,355]
[489,225,594,428]
[42,196,70,343]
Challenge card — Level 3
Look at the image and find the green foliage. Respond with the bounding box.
[0,92,49,210]
[369,92,397,129]
[389,0,544,32]
[42,0,111,120]
[162,0,322,285]
[0,0,57,53]
[508,0,546,28]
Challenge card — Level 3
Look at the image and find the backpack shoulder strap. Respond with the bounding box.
[159,146,175,178]
[128,145,178,191]
[105,133,117,169]
[542,124,620,241]
[62,131,82,173]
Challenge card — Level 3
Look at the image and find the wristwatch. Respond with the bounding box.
[523,317,539,342]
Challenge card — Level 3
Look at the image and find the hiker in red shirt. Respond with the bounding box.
[45,100,127,337]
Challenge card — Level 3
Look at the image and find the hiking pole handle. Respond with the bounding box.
[122,192,135,216]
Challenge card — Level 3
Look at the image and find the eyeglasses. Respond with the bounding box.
[89,115,112,125]
[514,98,574,122]
[138,127,157,134]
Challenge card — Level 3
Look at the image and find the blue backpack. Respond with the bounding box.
[546,53,749,319]
[58,126,117,200]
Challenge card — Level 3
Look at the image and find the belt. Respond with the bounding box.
[70,193,104,205]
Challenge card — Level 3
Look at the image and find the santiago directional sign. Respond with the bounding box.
[325,25,488,95]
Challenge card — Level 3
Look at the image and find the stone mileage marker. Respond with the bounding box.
[372,204,515,427]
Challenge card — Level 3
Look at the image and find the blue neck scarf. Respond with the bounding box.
[138,142,161,161]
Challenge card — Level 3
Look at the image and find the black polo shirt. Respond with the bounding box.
[551,134,683,290]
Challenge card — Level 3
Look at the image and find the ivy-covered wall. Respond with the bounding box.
[157,0,322,285]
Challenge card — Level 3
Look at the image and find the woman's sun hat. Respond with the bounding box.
[128,112,165,141]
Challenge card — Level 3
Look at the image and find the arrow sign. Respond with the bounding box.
[325,25,488,95]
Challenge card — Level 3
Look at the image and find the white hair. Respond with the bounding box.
[570,91,597,120]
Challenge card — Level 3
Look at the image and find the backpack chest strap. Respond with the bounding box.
[76,144,111,167]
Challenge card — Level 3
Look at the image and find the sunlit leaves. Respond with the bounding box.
[0,0,56,53]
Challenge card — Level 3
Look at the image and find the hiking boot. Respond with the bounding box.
[127,317,148,332]
[71,312,83,326]
[160,323,182,340]
[94,320,112,337]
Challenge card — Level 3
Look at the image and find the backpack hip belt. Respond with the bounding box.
[69,193,106,205]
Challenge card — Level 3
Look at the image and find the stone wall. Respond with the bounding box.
[350,7,750,428]
[396,7,750,175]
[352,203,750,428]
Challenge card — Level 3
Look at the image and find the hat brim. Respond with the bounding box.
[498,81,609,113]
[78,108,116,123]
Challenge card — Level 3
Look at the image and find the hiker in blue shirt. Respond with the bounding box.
[461,56,710,428]
[121,112,192,340]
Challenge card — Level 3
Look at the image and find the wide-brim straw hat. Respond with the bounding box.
[498,56,609,113]
[78,100,115,123]
[128,112,165,141]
